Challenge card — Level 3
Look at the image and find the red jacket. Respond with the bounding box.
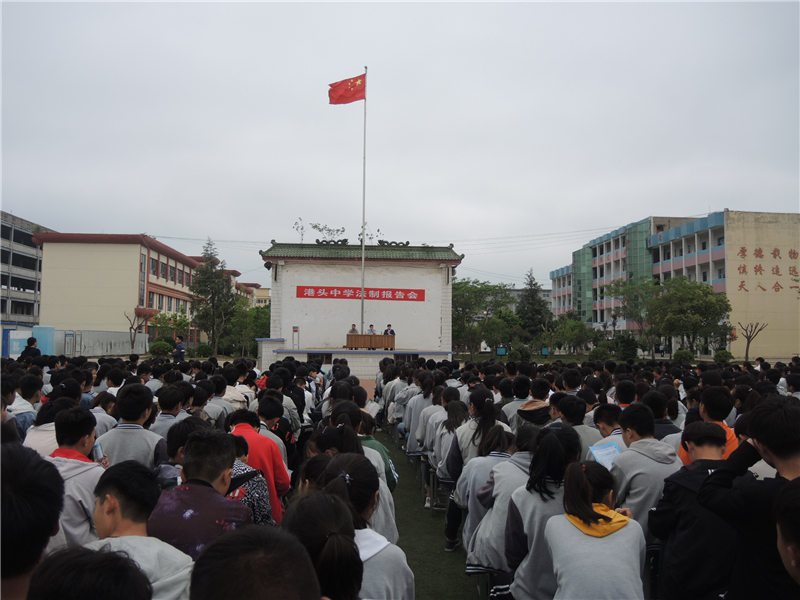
[230,424,291,522]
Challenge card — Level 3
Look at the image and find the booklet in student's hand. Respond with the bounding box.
[589,441,623,470]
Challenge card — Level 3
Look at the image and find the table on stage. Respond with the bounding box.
[346,334,395,350]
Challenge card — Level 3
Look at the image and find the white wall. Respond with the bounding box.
[272,261,450,351]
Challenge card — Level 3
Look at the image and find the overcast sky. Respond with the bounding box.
[4,2,798,289]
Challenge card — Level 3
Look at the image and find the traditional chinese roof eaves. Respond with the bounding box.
[239,282,262,289]
[31,233,200,268]
[260,242,464,264]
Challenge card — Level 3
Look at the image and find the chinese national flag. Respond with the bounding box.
[328,74,366,104]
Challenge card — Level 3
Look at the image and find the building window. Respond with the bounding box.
[718,268,725,280]
[169,266,176,282]
[701,241,707,251]
[687,244,693,253]
[148,292,155,309]
[150,257,157,275]
[178,270,184,285]
[158,294,164,310]
[160,262,167,278]
[186,272,192,287]
[717,236,724,246]
[702,271,708,282]
[167,296,173,312]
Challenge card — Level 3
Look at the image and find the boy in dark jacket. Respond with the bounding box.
[649,422,738,599]
[697,399,800,599]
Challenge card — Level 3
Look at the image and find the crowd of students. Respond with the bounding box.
[2,348,800,600]
[377,354,800,599]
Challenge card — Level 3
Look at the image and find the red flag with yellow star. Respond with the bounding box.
[328,74,366,104]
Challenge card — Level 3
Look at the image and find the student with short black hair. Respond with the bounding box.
[698,400,800,599]
[157,416,211,490]
[105,368,125,396]
[9,374,42,441]
[642,390,682,440]
[45,406,105,552]
[96,384,168,469]
[147,429,253,560]
[546,461,646,600]
[558,396,602,460]
[611,404,682,545]
[149,386,184,439]
[27,546,152,600]
[678,385,737,465]
[86,461,193,599]
[649,422,738,599]
[190,525,321,600]
[227,433,274,526]
[1,443,64,600]
[499,375,532,428]
[511,377,552,434]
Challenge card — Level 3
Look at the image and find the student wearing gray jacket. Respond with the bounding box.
[505,424,583,600]
[545,461,645,600]
[455,426,512,550]
[467,427,536,575]
[611,404,683,544]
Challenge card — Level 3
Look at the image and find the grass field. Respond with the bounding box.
[374,430,478,600]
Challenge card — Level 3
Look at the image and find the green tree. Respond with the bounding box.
[151,308,193,342]
[648,277,732,354]
[515,270,551,335]
[558,315,592,354]
[189,239,238,355]
[451,278,512,361]
[225,300,271,357]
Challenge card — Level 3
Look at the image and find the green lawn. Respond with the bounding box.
[375,430,478,600]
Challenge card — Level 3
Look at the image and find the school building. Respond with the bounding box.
[549,210,800,359]
[31,233,256,355]
[257,240,463,378]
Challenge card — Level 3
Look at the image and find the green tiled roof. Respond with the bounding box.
[260,241,464,263]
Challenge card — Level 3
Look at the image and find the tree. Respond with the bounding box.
[451,278,512,360]
[225,300,271,357]
[607,276,662,356]
[151,308,192,341]
[737,321,768,362]
[515,270,552,335]
[648,277,732,354]
[123,309,153,353]
[189,239,238,355]
[557,315,592,355]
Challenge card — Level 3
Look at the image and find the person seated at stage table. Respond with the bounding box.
[383,324,395,350]
[366,325,377,350]
[348,324,359,350]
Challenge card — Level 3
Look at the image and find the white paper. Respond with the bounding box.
[589,441,622,470]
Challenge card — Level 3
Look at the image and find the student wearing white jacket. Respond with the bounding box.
[87,461,193,600]
[45,406,106,554]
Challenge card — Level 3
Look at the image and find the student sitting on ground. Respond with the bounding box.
[156,417,210,491]
[86,461,193,600]
[775,478,800,585]
[228,434,274,526]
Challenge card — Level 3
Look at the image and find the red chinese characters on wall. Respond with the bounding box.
[296,286,426,302]
[734,247,799,293]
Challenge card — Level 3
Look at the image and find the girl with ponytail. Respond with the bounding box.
[306,405,398,544]
[404,371,436,456]
[282,492,363,600]
[443,386,512,550]
[545,462,645,600]
[322,454,415,600]
[505,424,582,600]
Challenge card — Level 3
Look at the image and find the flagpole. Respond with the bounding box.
[359,65,367,335]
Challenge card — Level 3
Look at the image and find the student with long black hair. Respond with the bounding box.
[282,493,363,600]
[321,453,414,600]
[505,424,582,600]
[545,461,645,600]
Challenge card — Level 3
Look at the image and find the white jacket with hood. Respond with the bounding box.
[45,454,105,553]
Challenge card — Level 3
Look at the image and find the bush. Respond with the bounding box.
[714,350,735,363]
[588,347,611,362]
[186,348,197,359]
[148,341,174,357]
[673,349,695,363]
[154,336,176,349]
[614,333,640,362]
[196,343,213,358]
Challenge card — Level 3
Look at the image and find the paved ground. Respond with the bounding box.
[374,430,478,600]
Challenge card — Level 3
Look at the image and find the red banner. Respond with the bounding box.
[296,286,425,301]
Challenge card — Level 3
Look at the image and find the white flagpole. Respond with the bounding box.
[360,66,367,335]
